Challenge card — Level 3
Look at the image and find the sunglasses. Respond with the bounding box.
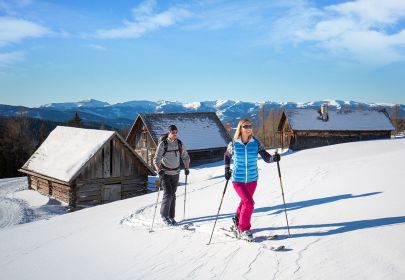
[242,125,252,129]
[170,130,178,134]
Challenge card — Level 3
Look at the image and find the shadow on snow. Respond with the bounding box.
[182,192,405,239]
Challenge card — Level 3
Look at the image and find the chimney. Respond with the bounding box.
[320,104,329,121]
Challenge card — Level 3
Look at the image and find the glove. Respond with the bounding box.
[184,169,190,176]
[273,153,281,162]
[158,169,165,177]
[225,167,232,180]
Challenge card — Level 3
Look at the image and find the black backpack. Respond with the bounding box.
[159,133,183,157]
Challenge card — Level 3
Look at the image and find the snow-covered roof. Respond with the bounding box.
[284,109,394,131]
[21,126,154,183]
[138,112,231,150]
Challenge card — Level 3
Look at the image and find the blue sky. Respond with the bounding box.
[0,0,404,107]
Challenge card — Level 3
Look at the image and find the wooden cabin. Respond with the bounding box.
[126,112,232,167]
[19,126,155,208]
[277,106,394,151]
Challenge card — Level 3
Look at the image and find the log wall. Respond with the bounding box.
[289,130,391,151]
[74,175,147,207]
[127,119,156,166]
[28,175,72,204]
[188,148,227,167]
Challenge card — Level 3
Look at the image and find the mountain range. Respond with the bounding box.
[1,99,403,129]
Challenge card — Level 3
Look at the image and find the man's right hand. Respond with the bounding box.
[225,167,232,181]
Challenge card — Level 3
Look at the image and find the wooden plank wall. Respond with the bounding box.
[189,148,227,167]
[130,119,156,166]
[75,175,147,206]
[29,175,50,196]
[291,130,391,150]
[73,136,149,207]
[51,182,71,204]
[28,175,71,204]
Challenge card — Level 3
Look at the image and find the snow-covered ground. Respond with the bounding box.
[1,138,405,279]
[0,177,68,229]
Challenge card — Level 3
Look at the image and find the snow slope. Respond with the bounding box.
[0,178,68,229]
[1,139,405,279]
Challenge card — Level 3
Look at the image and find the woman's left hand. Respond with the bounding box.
[273,153,281,162]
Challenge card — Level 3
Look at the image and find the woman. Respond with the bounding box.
[224,119,280,241]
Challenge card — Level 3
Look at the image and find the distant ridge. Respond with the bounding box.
[1,100,403,129]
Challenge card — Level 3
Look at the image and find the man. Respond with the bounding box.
[153,124,190,226]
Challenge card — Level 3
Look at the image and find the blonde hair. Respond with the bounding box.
[233,118,254,140]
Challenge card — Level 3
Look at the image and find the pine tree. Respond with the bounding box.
[67,112,82,128]
[39,123,47,144]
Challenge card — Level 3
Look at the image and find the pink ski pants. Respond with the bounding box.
[232,181,257,231]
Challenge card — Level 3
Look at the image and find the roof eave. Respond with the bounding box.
[18,168,71,186]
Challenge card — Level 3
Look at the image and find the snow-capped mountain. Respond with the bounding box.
[1,99,404,129]
[42,99,110,110]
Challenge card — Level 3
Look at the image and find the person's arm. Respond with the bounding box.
[180,143,190,170]
[258,142,273,163]
[224,142,233,167]
[153,142,165,170]
[224,142,233,180]
[258,142,281,163]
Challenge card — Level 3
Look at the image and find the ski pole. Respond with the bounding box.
[183,174,187,221]
[275,150,291,237]
[207,178,230,245]
[149,180,161,233]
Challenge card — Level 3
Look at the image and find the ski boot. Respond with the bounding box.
[231,214,240,239]
[169,218,178,226]
[239,230,254,242]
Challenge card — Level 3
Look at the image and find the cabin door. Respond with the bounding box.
[102,184,121,203]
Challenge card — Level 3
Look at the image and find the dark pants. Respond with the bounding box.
[160,174,179,219]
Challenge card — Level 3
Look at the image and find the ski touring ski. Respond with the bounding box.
[219,226,285,250]
[220,227,279,242]
[268,245,285,251]
[180,222,196,231]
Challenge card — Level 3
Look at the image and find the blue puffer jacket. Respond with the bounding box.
[232,138,259,183]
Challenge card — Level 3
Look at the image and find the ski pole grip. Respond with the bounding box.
[275,151,281,178]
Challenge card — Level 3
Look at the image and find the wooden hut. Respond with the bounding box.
[126,112,232,167]
[277,106,394,151]
[19,126,155,208]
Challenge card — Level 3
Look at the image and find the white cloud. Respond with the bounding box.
[95,0,191,39]
[0,51,25,66]
[85,44,107,51]
[185,1,268,30]
[0,16,50,47]
[327,0,405,25]
[270,0,405,65]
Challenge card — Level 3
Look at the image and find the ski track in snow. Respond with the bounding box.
[0,197,37,228]
[272,252,281,280]
[0,178,32,228]
[0,177,68,230]
[242,247,264,278]
[293,238,322,275]
[218,246,241,279]
[121,177,223,230]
